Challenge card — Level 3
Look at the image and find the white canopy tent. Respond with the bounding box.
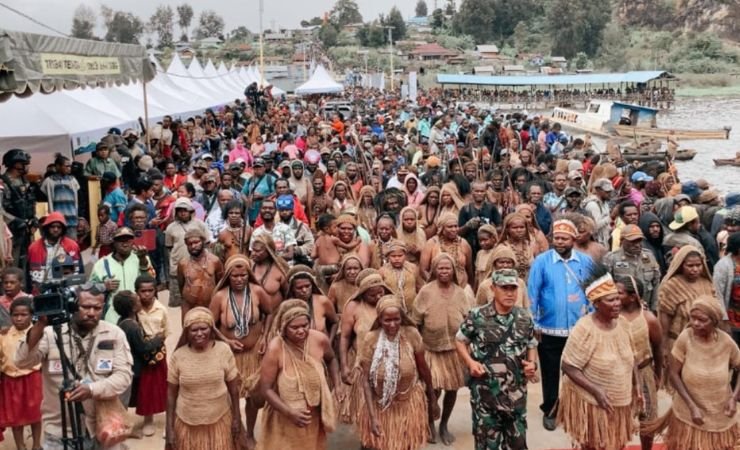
[209,60,242,98]
[295,65,344,95]
[166,54,222,110]
[187,56,231,103]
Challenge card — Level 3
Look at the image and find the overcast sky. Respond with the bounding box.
[0,0,417,38]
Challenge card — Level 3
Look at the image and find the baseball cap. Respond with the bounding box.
[276,194,294,211]
[593,178,614,192]
[173,197,195,212]
[113,227,135,240]
[669,206,699,231]
[631,171,654,183]
[253,157,265,167]
[278,160,291,170]
[567,170,583,180]
[201,153,214,160]
[564,187,582,197]
[228,162,242,171]
[621,224,644,241]
[492,269,519,287]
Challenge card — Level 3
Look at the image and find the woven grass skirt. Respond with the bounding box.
[642,409,739,450]
[637,364,658,423]
[338,346,365,424]
[235,349,262,398]
[359,383,428,450]
[425,349,466,391]
[174,410,235,450]
[557,381,637,450]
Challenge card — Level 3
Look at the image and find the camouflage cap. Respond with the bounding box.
[492,269,519,287]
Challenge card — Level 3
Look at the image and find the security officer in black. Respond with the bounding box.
[603,224,661,311]
[1,149,37,271]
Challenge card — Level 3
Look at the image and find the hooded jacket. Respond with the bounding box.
[639,211,668,275]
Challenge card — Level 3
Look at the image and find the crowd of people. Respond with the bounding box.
[0,84,738,450]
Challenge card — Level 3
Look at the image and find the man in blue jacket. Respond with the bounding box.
[528,219,593,431]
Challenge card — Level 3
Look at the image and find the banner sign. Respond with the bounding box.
[40,54,122,76]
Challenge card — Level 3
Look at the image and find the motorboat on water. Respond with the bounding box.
[552,100,731,140]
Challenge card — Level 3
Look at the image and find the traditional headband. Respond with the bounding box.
[552,219,578,238]
[585,273,618,303]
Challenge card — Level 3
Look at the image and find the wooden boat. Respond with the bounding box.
[614,125,731,140]
[553,100,731,140]
[713,158,740,167]
[622,149,696,162]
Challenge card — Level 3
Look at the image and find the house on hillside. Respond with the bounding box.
[503,65,526,74]
[342,23,364,35]
[292,26,319,39]
[264,65,290,79]
[476,45,500,60]
[407,16,431,32]
[408,43,458,61]
[264,31,292,42]
[473,65,495,75]
[541,66,564,75]
[196,37,223,50]
[550,56,568,69]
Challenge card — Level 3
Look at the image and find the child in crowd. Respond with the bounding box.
[379,240,423,311]
[0,297,42,450]
[0,268,28,314]
[112,289,165,438]
[133,275,168,436]
[474,224,498,291]
[93,204,118,258]
[313,214,360,283]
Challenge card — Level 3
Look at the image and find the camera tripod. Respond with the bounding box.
[52,324,86,450]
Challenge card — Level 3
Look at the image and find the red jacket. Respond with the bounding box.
[27,237,82,295]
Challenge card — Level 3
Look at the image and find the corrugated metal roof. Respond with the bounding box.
[437,71,673,86]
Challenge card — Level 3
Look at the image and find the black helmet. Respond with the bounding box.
[2,149,31,167]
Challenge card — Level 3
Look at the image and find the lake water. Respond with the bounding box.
[659,97,740,194]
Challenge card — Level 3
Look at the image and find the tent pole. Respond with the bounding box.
[143,80,151,152]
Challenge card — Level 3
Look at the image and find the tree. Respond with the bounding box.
[176,4,194,40]
[452,0,494,43]
[229,26,252,42]
[445,0,456,15]
[149,5,174,49]
[71,4,96,39]
[598,22,628,71]
[103,10,144,44]
[300,17,324,27]
[573,52,590,70]
[546,0,610,58]
[357,24,387,47]
[431,8,446,30]
[195,10,225,39]
[415,0,429,17]
[331,0,363,26]
[382,7,407,42]
[319,24,339,47]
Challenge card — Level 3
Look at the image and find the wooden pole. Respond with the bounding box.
[143,80,151,151]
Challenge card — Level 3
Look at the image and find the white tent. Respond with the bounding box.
[187,56,230,103]
[209,60,242,98]
[166,54,222,109]
[295,65,344,95]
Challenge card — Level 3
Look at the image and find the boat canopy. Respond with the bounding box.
[437,71,674,87]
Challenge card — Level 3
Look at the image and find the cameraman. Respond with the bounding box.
[14,285,133,450]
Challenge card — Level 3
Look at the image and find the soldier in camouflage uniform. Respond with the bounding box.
[602,224,661,311]
[456,269,538,450]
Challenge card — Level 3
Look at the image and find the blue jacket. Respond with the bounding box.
[528,249,594,337]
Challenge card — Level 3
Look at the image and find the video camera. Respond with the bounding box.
[33,274,86,326]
